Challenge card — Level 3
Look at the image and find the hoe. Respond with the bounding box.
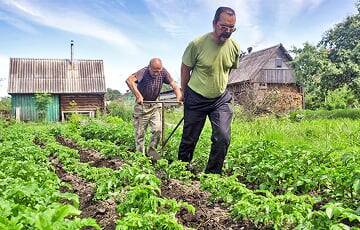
[143,101,184,161]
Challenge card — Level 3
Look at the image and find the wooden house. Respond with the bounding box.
[8,58,106,121]
[228,44,303,113]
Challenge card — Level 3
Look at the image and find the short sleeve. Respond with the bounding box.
[232,53,239,69]
[231,42,240,69]
[162,68,173,84]
[133,67,147,82]
[182,41,197,68]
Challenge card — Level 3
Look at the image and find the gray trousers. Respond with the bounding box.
[133,103,161,154]
[178,87,233,174]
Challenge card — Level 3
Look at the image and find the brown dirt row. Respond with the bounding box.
[55,136,261,229]
[56,135,123,170]
[49,155,118,230]
[34,136,120,229]
[161,179,260,230]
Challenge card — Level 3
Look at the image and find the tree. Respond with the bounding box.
[320,2,360,56]
[105,88,122,101]
[292,1,360,109]
[319,1,360,97]
[291,43,342,108]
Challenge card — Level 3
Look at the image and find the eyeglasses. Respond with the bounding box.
[217,24,236,33]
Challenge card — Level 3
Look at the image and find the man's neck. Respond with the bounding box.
[211,32,226,45]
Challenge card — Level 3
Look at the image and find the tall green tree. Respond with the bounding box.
[105,88,122,101]
[320,2,360,57]
[319,1,360,97]
[292,1,360,109]
[292,43,342,109]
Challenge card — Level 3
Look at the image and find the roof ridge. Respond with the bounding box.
[242,43,282,57]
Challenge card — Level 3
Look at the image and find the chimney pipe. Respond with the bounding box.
[70,40,74,64]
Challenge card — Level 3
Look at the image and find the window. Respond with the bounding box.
[259,82,267,89]
[259,83,267,90]
[61,110,95,121]
[275,58,282,68]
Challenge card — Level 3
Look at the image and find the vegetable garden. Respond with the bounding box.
[0,111,359,229]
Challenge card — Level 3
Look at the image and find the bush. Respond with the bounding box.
[323,85,359,110]
[0,97,11,112]
[106,100,133,122]
[0,97,11,119]
[290,108,360,121]
[35,93,52,121]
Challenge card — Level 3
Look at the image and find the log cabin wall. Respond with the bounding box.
[254,83,303,111]
[60,94,105,112]
[227,44,304,113]
[8,58,106,121]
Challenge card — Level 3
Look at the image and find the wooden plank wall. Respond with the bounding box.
[60,94,105,112]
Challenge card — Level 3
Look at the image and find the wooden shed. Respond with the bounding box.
[228,44,303,113]
[8,58,106,121]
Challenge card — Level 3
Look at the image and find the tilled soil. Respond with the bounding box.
[56,135,123,170]
[47,136,263,229]
[161,179,260,230]
[49,155,118,230]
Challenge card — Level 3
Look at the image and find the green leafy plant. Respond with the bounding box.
[35,93,52,121]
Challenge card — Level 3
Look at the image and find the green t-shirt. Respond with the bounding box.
[182,33,240,98]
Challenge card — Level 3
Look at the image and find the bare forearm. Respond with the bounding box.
[173,85,182,100]
[125,76,142,98]
[127,83,140,98]
[180,63,191,92]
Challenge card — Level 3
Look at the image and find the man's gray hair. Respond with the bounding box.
[213,7,236,23]
[149,58,162,67]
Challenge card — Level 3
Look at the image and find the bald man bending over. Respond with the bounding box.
[126,58,182,155]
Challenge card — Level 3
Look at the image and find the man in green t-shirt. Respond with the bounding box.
[178,6,239,174]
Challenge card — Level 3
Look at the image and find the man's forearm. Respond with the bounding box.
[126,77,142,99]
[131,85,140,98]
[173,85,182,100]
[181,75,190,91]
[180,63,191,91]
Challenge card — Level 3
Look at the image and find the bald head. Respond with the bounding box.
[149,58,163,77]
[149,58,162,68]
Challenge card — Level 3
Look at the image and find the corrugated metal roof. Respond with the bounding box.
[229,44,294,84]
[8,58,106,94]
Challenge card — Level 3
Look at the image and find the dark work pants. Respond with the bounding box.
[178,87,233,174]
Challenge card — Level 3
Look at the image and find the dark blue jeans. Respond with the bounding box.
[178,87,233,174]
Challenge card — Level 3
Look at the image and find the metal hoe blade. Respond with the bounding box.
[146,147,161,161]
[143,100,183,161]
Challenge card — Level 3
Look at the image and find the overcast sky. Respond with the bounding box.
[0,0,357,96]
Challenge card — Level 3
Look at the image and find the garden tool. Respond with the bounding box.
[143,100,184,161]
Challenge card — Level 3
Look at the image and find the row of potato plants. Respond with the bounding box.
[1,118,196,229]
[0,121,100,229]
[2,114,360,229]
[38,118,196,229]
[72,116,360,229]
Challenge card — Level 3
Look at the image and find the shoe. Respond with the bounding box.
[146,147,161,161]
[186,163,197,174]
